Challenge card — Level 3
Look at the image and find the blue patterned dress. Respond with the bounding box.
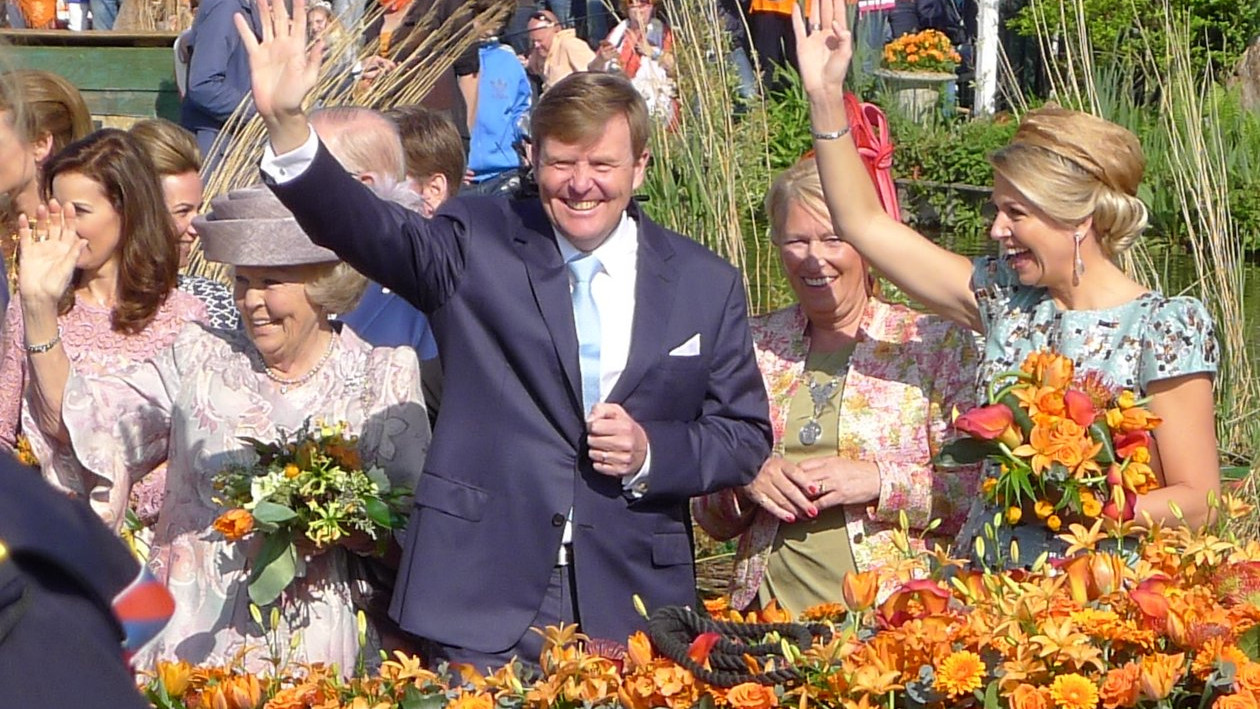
[956,256,1219,565]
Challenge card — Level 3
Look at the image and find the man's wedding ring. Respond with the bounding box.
[809,23,821,31]
[32,230,48,243]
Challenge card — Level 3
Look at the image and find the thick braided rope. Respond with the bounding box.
[646,606,832,688]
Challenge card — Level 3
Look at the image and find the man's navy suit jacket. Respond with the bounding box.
[270,144,772,652]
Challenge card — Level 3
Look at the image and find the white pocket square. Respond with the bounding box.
[668,334,702,357]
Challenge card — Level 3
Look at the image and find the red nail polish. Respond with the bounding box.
[809,507,819,518]
[784,514,796,523]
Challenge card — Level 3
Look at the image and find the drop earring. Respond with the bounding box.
[1072,232,1085,286]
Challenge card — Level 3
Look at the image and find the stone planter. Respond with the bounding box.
[874,67,957,121]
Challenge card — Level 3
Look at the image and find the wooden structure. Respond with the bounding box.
[0,29,180,126]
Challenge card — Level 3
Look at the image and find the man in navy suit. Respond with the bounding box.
[238,0,771,671]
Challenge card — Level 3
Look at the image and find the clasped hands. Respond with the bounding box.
[741,455,880,523]
[586,402,648,478]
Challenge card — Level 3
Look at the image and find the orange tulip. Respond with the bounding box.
[626,631,654,669]
[843,570,879,612]
[686,632,721,668]
[1138,652,1185,701]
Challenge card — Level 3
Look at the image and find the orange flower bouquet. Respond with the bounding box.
[211,419,410,605]
[883,30,961,74]
[936,350,1161,534]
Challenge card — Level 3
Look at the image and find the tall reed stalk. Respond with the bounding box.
[188,0,511,280]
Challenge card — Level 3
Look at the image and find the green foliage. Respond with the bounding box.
[1007,0,1260,83]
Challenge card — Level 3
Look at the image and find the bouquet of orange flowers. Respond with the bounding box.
[937,350,1161,533]
[211,419,410,606]
[883,29,961,74]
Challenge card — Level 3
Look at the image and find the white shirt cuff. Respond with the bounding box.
[623,445,651,498]
[259,126,318,185]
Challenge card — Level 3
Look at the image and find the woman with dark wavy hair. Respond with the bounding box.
[0,129,207,534]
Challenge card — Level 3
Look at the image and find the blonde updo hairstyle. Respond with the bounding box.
[989,106,1148,259]
[766,156,879,297]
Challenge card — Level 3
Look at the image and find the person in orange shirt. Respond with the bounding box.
[749,0,811,91]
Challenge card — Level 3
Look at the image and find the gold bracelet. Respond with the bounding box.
[23,326,62,354]
[811,125,852,141]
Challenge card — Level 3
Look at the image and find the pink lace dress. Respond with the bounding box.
[0,291,208,530]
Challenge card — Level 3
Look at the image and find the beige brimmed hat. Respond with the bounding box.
[194,185,339,267]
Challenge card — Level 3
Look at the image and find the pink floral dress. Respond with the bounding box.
[61,324,430,673]
[0,291,208,529]
[692,300,981,610]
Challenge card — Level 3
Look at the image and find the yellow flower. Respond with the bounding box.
[935,651,986,697]
[1081,491,1103,518]
[1034,500,1054,519]
[1049,673,1099,709]
[1007,506,1023,524]
[1139,652,1185,702]
[156,660,194,697]
[283,463,301,479]
[982,478,998,497]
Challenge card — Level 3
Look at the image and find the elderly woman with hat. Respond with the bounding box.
[55,186,430,671]
[795,0,1219,563]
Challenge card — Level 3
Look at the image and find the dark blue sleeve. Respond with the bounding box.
[267,143,469,314]
[185,0,255,121]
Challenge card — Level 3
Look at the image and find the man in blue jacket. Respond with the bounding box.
[182,0,263,171]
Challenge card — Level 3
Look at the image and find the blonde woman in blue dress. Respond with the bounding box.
[791,0,1220,562]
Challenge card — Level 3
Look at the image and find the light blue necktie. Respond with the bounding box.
[568,254,603,415]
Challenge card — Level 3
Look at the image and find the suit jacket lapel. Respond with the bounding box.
[609,210,677,404]
[513,201,586,422]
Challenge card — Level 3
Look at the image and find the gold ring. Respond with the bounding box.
[817,481,826,494]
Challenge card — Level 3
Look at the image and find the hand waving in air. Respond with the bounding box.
[791,0,854,105]
[18,201,85,317]
[234,0,323,153]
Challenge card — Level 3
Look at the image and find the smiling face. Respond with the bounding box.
[307,7,329,35]
[534,114,648,251]
[161,170,203,269]
[234,264,327,368]
[51,171,123,275]
[988,172,1083,290]
[775,199,869,320]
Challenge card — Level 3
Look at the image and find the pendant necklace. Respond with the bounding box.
[799,372,841,446]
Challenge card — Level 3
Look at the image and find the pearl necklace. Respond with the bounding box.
[264,333,336,394]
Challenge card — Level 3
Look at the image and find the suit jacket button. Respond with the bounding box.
[551,513,566,527]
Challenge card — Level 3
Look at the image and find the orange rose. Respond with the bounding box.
[1099,662,1141,709]
[1009,683,1050,709]
[726,682,778,709]
[1237,662,1260,694]
[213,509,254,542]
[1216,693,1260,709]
[1022,351,1075,389]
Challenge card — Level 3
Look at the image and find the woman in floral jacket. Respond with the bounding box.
[693,158,980,614]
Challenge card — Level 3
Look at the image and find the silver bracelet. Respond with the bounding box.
[23,326,62,354]
[812,125,852,141]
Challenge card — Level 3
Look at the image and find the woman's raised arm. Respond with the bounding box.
[795,0,980,330]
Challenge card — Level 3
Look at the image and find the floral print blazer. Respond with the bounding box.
[692,299,981,610]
